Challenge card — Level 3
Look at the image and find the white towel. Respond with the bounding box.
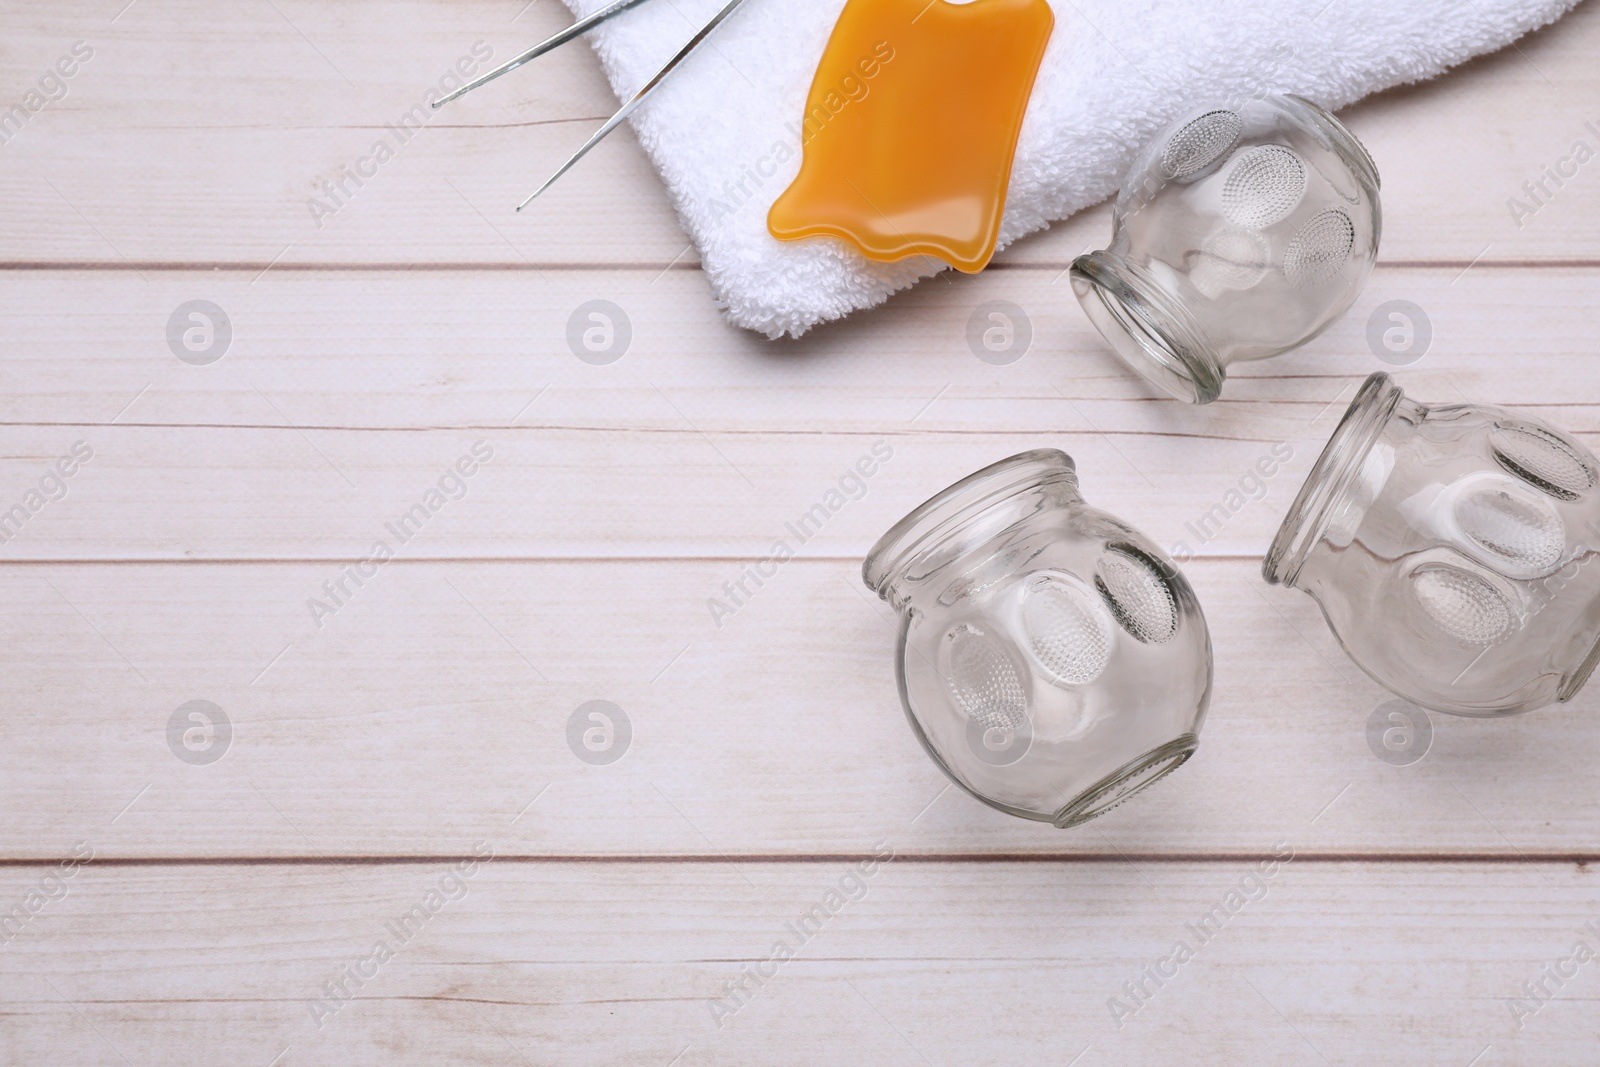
[560,0,1578,338]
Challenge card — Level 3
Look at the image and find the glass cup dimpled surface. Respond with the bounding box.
[1265,373,1600,717]
[1072,95,1381,404]
[863,450,1213,827]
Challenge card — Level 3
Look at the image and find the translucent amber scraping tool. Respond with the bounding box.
[767,0,1055,272]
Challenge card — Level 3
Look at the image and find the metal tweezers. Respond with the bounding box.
[432,0,753,210]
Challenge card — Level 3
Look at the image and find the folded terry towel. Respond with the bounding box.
[561,0,1579,338]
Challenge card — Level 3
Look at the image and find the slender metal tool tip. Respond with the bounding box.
[512,0,753,207]
[517,175,558,211]
[431,0,654,110]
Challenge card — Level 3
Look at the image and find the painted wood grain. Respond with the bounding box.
[0,0,1596,270]
[3,264,1599,430]
[0,558,1595,858]
[0,266,1596,560]
[0,860,1595,1065]
[3,0,1599,1062]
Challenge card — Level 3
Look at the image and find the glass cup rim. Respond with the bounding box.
[1263,371,1405,588]
[1070,251,1224,404]
[862,449,1079,598]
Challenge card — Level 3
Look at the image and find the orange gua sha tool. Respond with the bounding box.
[767,0,1055,273]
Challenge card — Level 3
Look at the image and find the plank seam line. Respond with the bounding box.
[0,554,1260,565]
[0,424,1296,445]
[3,423,1597,444]
[0,853,1593,866]
[1,259,1598,273]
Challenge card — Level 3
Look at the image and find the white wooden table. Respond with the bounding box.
[3,1,1599,1062]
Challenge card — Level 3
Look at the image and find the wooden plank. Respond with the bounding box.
[1,557,1596,858]
[1,0,1597,268]
[0,859,1594,1063]
[9,263,1600,429]
[2,2,1595,1062]
[0,0,690,265]
[0,265,1595,559]
[1324,0,1600,267]
[0,422,1302,559]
